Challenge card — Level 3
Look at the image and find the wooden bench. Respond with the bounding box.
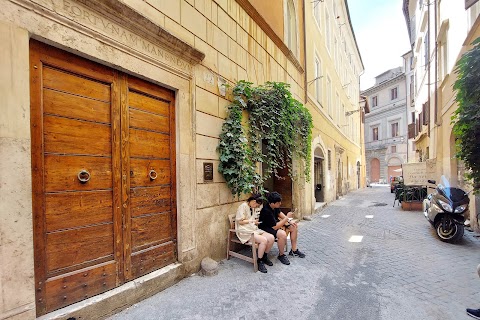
[227,212,292,272]
[226,213,258,272]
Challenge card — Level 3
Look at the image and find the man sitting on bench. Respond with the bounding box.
[259,191,306,265]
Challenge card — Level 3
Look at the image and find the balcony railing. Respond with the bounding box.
[365,136,406,150]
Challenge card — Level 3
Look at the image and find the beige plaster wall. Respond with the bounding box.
[435,22,480,231]
[148,0,316,260]
[300,0,364,205]
[0,22,36,320]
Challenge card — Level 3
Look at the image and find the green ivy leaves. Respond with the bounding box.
[218,81,313,197]
[452,37,480,192]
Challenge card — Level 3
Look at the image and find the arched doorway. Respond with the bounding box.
[357,161,361,188]
[313,147,324,202]
[387,157,402,180]
[262,140,292,208]
[370,158,380,182]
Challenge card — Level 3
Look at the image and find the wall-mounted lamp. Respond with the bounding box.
[307,76,323,86]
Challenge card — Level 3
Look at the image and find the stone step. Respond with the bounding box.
[314,202,327,215]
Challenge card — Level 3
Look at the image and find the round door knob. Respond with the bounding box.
[78,170,91,183]
[149,169,157,180]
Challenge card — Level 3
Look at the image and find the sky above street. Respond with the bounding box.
[347,0,411,91]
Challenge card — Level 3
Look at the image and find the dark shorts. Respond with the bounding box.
[261,227,277,238]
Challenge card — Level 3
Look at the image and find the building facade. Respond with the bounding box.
[362,67,408,184]
[402,50,416,163]
[305,0,366,202]
[0,0,363,318]
[403,0,480,228]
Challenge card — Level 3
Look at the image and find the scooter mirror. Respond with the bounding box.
[427,179,436,184]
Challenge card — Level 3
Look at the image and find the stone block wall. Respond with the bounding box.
[140,0,306,261]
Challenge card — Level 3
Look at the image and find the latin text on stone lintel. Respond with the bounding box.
[61,0,192,73]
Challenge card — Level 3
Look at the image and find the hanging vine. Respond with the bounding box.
[218,80,313,197]
[452,37,480,192]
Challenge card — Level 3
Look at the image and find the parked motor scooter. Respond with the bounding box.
[423,175,470,243]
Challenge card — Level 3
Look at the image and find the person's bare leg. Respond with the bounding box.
[254,234,267,258]
[289,225,298,251]
[276,230,287,255]
[264,232,275,253]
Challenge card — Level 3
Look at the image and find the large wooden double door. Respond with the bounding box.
[30,41,177,315]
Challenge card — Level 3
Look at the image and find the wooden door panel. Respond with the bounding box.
[31,40,123,316]
[130,186,171,217]
[44,155,112,192]
[370,158,380,182]
[30,40,115,84]
[45,262,117,312]
[43,66,111,101]
[129,108,169,133]
[274,165,293,208]
[31,40,176,316]
[130,242,175,279]
[128,91,170,116]
[46,224,114,273]
[129,129,170,159]
[43,89,111,123]
[45,191,113,232]
[44,116,112,155]
[131,213,172,250]
[125,80,176,282]
[130,159,171,187]
[128,76,175,101]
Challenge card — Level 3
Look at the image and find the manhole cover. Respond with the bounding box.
[369,202,388,207]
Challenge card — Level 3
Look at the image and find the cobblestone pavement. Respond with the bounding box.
[109,185,480,320]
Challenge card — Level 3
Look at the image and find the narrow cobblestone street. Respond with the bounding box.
[109,186,480,320]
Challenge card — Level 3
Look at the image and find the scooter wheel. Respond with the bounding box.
[434,220,464,243]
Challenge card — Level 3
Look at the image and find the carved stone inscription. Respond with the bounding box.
[60,0,192,73]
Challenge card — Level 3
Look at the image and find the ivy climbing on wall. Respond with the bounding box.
[452,37,480,193]
[218,80,313,197]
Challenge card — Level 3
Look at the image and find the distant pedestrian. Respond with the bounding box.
[466,263,480,319]
[235,193,275,273]
[259,191,306,266]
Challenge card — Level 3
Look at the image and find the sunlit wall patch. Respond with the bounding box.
[348,235,363,242]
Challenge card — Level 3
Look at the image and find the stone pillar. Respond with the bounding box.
[0,22,36,319]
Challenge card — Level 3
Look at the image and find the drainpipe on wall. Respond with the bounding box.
[434,0,438,125]
[303,0,308,103]
[427,1,431,139]
[404,59,409,163]
[302,0,310,211]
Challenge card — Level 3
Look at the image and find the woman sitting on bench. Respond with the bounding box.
[235,194,275,273]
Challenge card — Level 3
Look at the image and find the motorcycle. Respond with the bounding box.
[423,176,470,243]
